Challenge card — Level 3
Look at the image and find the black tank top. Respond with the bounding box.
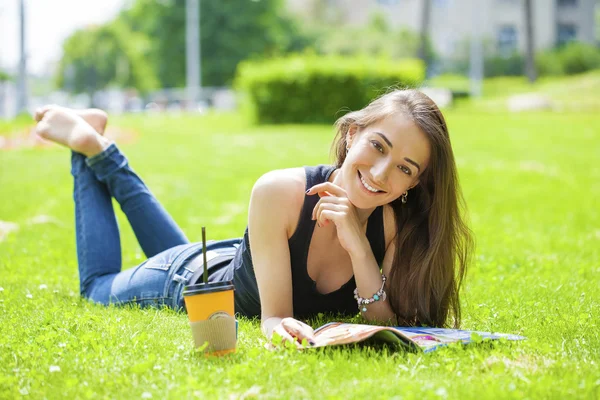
[211,165,386,318]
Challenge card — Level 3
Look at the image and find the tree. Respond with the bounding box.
[523,0,537,82]
[418,0,432,74]
[56,21,158,96]
[306,12,435,61]
[118,0,307,88]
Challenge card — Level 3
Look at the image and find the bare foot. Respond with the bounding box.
[35,105,108,136]
[34,107,111,157]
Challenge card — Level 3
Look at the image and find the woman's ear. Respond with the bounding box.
[346,124,359,147]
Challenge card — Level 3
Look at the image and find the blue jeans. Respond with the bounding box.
[72,143,237,311]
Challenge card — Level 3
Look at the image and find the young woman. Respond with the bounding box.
[34,89,472,347]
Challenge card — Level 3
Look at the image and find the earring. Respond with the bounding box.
[401,191,408,204]
[346,144,350,154]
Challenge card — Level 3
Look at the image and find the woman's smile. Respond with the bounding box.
[357,170,386,195]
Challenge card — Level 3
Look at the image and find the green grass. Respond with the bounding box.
[1,107,599,399]
[427,69,600,112]
[0,113,37,138]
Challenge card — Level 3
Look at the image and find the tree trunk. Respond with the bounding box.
[524,0,537,83]
[418,0,432,68]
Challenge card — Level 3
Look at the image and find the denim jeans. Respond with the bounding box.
[72,143,238,310]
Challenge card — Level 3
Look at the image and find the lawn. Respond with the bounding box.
[0,106,599,398]
[428,69,600,112]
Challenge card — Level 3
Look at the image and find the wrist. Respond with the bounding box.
[261,316,283,338]
[347,236,372,261]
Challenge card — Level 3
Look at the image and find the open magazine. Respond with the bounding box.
[311,322,525,353]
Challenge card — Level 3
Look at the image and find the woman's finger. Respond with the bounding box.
[272,325,303,349]
[311,196,348,220]
[281,319,316,345]
[318,209,344,227]
[282,318,315,339]
[314,203,348,226]
[307,182,347,198]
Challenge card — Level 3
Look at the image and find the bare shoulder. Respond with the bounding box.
[251,167,307,238]
[382,204,398,251]
[253,167,305,190]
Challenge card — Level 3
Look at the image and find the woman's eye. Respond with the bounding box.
[371,141,384,153]
[400,166,412,175]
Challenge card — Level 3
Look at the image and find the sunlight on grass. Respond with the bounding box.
[1,104,599,398]
[426,70,600,112]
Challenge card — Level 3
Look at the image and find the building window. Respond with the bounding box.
[497,25,518,56]
[557,24,577,45]
[557,0,577,7]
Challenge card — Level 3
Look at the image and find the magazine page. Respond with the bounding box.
[312,323,525,353]
[393,327,526,353]
[312,322,416,350]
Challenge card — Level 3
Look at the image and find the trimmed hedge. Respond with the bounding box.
[536,42,600,76]
[234,55,425,124]
[484,53,524,77]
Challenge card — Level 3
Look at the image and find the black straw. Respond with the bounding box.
[202,226,208,284]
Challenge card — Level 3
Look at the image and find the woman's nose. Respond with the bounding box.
[370,162,390,186]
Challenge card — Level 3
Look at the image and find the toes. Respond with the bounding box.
[79,109,108,135]
[34,105,57,122]
[35,120,50,138]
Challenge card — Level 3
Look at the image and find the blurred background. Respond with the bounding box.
[0,0,599,119]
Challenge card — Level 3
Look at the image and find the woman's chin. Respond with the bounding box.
[347,191,385,209]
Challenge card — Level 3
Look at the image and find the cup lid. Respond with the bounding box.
[183,281,234,296]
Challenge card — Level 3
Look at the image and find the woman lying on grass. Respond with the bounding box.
[33,89,472,347]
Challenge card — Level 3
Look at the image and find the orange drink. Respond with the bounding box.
[183,281,236,356]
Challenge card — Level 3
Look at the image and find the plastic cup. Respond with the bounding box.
[183,281,236,356]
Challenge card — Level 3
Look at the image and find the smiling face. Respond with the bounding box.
[341,113,431,209]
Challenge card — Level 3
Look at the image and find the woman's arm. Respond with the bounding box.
[349,237,397,324]
[248,170,316,345]
[308,182,397,324]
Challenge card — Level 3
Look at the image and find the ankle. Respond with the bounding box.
[82,136,112,158]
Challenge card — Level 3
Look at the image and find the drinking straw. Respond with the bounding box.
[202,227,208,284]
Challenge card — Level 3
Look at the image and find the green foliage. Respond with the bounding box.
[304,12,437,63]
[426,73,471,97]
[536,42,600,76]
[0,70,11,82]
[535,51,564,76]
[440,38,526,78]
[235,55,425,124]
[484,53,525,77]
[554,42,600,75]
[118,0,308,88]
[56,21,158,94]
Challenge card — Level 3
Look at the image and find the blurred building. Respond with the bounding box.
[287,0,597,58]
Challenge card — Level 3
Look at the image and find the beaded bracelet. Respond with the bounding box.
[353,274,387,313]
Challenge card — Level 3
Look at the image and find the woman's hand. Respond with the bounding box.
[265,317,316,349]
[307,182,368,256]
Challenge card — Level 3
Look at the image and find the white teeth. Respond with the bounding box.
[360,174,380,193]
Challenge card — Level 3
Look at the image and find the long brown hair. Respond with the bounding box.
[331,89,473,328]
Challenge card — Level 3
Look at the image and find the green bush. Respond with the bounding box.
[234,55,425,124]
[484,53,524,77]
[0,70,11,82]
[535,50,564,76]
[536,42,600,76]
[558,42,600,74]
[427,73,470,91]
